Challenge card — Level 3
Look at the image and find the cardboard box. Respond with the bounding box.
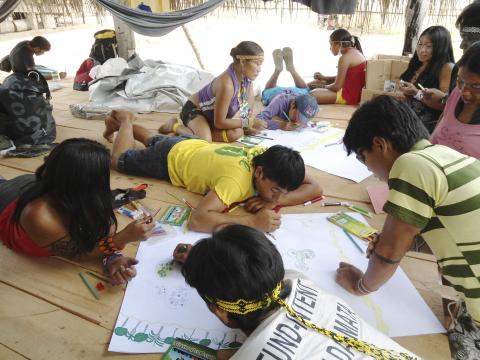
[365,56,410,91]
[365,60,392,91]
[372,54,411,62]
[390,60,409,81]
[360,88,403,104]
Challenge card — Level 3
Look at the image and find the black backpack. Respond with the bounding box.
[89,29,118,64]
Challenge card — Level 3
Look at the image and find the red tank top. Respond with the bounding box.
[342,61,366,105]
[0,200,53,257]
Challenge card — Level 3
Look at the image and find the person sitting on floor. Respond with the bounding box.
[308,28,366,105]
[8,36,51,75]
[398,26,455,133]
[253,48,319,131]
[0,138,154,285]
[103,110,322,234]
[431,41,480,159]
[157,41,266,143]
[174,224,418,360]
[337,95,480,360]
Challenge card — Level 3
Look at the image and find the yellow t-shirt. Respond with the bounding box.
[167,139,265,206]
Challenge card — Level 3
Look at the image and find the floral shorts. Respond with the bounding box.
[448,302,480,359]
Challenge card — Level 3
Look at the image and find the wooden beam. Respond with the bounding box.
[402,0,427,56]
[113,0,136,60]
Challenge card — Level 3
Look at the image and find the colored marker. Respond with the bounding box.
[249,134,274,140]
[79,271,100,300]
[322,202,349,207]
[417,83,426,91]
[347,204,372,218]
[303,196,324,206]
[343,229,364,254]
[282,111,292,122]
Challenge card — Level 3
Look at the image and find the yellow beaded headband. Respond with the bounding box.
[206,282,418,360]
[236,54,264,61]
[206,282,281,315]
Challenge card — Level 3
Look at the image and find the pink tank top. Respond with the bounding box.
[431,87,480,159]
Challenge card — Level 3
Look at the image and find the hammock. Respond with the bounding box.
[95,0,225,37]
[0,0,22,23]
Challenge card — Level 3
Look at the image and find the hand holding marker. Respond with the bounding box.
[322,201,372,218]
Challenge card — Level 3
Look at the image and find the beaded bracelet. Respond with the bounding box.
[98,236,125,255]
[102,251,123,269]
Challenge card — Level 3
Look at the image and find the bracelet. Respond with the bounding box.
[372,249,401,264]
[102,250,123,268]
[356,277,372,295]
[98,236,125,255]
[441,93,448,105]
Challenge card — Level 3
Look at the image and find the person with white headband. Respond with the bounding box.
[157,41,266,143]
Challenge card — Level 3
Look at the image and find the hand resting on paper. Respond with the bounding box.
[107,256,139,285]
[335,262,366,296]
[173,243,193,265]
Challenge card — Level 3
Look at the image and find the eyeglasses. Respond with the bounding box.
[457,76,480,92]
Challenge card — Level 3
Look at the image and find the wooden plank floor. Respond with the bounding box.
[0,78,449,359]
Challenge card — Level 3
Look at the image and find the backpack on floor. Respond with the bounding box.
[89,29,118,65]
[73,58,99,91]
[0,70,56,146]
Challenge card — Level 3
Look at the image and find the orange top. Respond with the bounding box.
[341,61,366,105]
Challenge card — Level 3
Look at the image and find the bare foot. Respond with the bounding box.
[103,115,120,143]
[158,117,180,134]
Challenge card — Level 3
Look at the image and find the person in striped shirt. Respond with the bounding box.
[336,95,480,360]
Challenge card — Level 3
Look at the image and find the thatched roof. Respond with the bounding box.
[19,0,467,32]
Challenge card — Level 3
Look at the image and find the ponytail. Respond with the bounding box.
[352,35,363,54]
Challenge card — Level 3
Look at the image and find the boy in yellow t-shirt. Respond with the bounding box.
[104,110,322,234]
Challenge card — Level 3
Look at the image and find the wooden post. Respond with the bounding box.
[182,25,205,70]
[402,0,427,56]
[113,0,136,60]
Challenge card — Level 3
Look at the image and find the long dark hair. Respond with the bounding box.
[12,138,116,254]
[401,26,455,88]
[330,28,363,54]
[458,41,480,76]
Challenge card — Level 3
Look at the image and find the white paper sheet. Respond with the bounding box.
[257,128,372,182]
[109,213,445,354]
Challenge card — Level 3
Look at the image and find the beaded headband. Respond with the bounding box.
[206,281,418,360]
[206,282,281,315]
[461,27,480,34]
[236,54,264,60]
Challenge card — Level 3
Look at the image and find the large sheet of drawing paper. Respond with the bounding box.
[109,213,445,353]
[260,128,372,182]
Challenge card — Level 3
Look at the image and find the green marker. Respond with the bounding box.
[282,111,292,122]
[79,271,100,300]
[348,204,372,218]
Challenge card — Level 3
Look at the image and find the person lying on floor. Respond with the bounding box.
[336,95,480,360]
[253,48,319,131]
[103,110,322,234]
[173,224,418,360]
[0,138,155,285]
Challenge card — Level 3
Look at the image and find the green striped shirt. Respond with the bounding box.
[384,140,480,324]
